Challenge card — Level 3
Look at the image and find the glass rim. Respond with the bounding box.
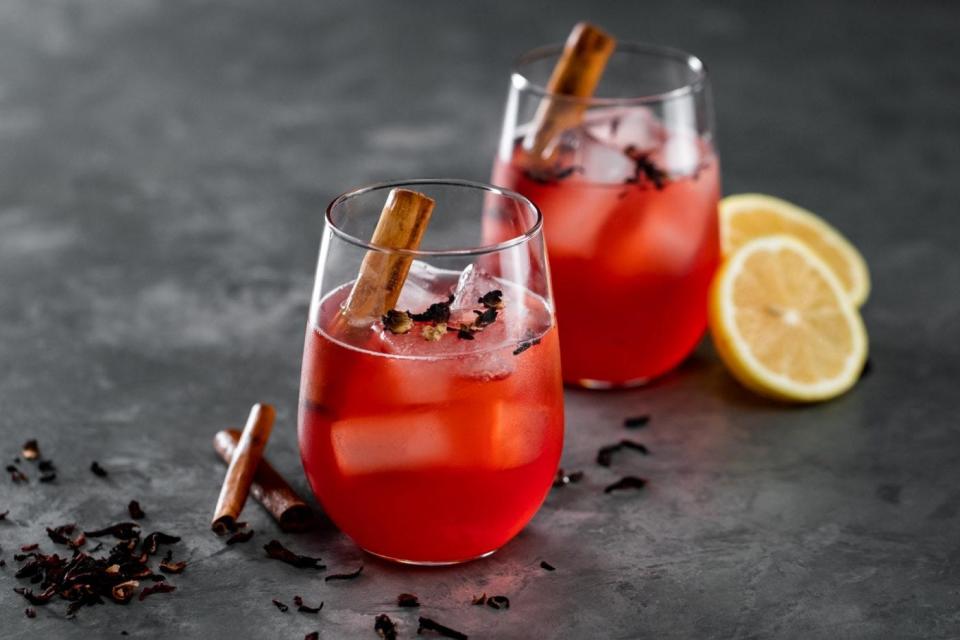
[325,178,543,257]
[511,41,708,106]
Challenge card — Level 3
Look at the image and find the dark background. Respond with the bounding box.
[1,1,959,638]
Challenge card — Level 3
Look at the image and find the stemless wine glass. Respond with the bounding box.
[298,179,563,565]
[491,42,721,388]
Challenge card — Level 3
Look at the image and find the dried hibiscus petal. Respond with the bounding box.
[127,501,145,520]
[110,580,139,604]
[138,583,176,601]
[603,476,647,494]
[486,595,510,610]
[417,616,468,639]
[263,540,324,569]
[84,522,140,539]
[324,565,362,581]
[272,598,289,612]
[226,529,254,545]
[294,595,323,613]
[142,531,181,555]
[375,613,398,640]
[90,461,108,477]
[397,593,419,607]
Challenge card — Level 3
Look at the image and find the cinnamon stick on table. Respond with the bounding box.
[339,188,436,326]
[212,403,275,534]
[524,22,616,162]
[213,430,313,532]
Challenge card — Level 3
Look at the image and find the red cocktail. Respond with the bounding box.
[298,181,563,564]
[492,41,721,386]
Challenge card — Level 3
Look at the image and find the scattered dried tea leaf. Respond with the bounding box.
[421,323,447,342]
[325,565,363,581]
[7,465,28,483]
[90,461,108,477]
[540,561,555,571]
[263,540,325,569]
[375,613,398,640]
[142,531,181,555]
[128,501,145,520]
[417,616,468,639]
[110,580,139,603]
[553,469,584,487]
[409,295,454,323]
[486,595,510,610]
[21,440,40,461]
[596,440,649,467]
[159,559,186,574]
[294,595,323,613]
[85,522,140,539]
[272,598,289,612]
[623,415,650,429]
[25,606,36,618]
[603,476,648,494]
[397,592,419,607]
[46,523,82,547]
[139,583,176,601]
[382,309,414,334]
[226,529,254,545]
[478,289,504,310]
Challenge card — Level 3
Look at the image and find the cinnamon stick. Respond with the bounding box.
[524,22,616,161]
[212,403,275,534]
[213,430,313,532]
[339,188,436,326]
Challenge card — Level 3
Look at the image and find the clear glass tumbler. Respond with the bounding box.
[491,42,721,388]
[298,179,564,565]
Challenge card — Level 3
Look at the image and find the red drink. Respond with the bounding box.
[492,122,720,385]
[298,272,563,564]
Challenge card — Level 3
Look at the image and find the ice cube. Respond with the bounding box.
[394,260,456,312]
[583,107,664,151]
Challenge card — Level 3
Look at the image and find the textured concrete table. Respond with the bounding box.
[2,1,959,638]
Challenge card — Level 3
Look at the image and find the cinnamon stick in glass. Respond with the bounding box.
[213,429,313,532]
[211,403,275,534]
[339,188,436,326]
[524,22,616,162]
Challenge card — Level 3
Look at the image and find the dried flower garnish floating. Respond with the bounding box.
[128,501,145,520]
[272,598,289,612]
[478,289,504,310]
[553,468,584,487]
[596,439,649,467]
[623,415,650,429]
[486,595,510,610]
[375,613,398,640]
[325,565,363,581]
[397,593,419,607]
[603,476,648,494]
[21,440,40,461]
[421,323,447,342]
[90,461,108,477]
[263,540,325,569]
[624,146,669,190]
[409,295,454,323]
[418,616,468,639]
[513,329,542,356]
[294,595,323,613]
[382,309,413,335]
[226,529,254,545]
[540,561,555,571]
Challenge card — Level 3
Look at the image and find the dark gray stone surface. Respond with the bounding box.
[1,1,959,638]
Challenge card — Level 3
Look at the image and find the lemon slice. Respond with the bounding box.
[709,235,868,402]
[719,194,870,306]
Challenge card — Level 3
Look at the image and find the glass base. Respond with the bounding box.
[570,376,651,390]
[364,547,498,567]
